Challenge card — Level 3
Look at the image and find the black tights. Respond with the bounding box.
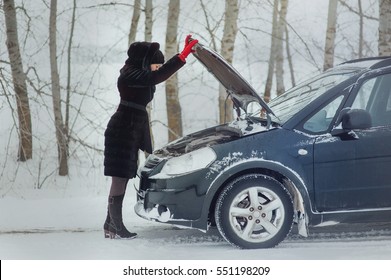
[109,177,129,196]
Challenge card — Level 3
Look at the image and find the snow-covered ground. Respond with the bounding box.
[3,188,391,280]
[2,182,391,260]
[2,161,391,280]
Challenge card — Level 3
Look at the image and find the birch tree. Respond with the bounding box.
[264,0,279,103]
[323,0,338,71]
[275,0,288,96]
[65,0,76,148]
[219,0,239,123]
[285,25,295,87]
[264,0,288,99]
[128,0,141,45]
[379,0,391,56]
[49,0,68,176]
[145,0,153,42]
[4,0,33,161]
[145,0,154,154]
[165,0,182,142]
[357,0,364,58]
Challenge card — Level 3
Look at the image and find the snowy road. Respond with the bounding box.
[1,226,391,260]
[1,195,391,260]
[2,220,391,259]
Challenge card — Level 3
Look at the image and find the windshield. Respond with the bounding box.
[267,69,361,123]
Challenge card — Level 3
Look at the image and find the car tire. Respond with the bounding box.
[215,174,294,249]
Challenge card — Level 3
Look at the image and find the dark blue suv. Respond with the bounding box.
[135,43,391,249]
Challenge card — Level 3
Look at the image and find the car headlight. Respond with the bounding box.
[150,147,216,179]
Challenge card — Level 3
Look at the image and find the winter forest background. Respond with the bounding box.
[0,0,389,202]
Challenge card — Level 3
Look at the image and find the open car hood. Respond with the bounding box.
[193,43,274,116]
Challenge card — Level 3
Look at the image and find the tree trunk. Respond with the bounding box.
[165,0,182,142]
[4,0,33,161]
[49,0,68,176]
[379,0,391,56]
[285,25,295,87]
[145,0,153,156]
[323,0,338,71]
[358,0,364,58]
[128,0,141,45]
[219,0,239,123]
[65,0,76,148]
[275,0,288,96]
[264,0,279,103]
[144,0,153,42]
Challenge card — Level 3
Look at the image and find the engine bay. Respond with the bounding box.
[154,117,271,157]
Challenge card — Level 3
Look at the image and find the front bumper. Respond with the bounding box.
[134,170,209,229]
[134,200,171,222]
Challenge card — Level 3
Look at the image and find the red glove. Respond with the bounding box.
[184,34,193,47]
[178,34,198,62]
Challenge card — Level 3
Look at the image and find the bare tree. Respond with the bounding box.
[323,0,338,71]
[275,0,288,96]
[145,0,153,42]
[264,0,288,99]
[165,0,182,142]
[3,0,33,161]
[357,0,364,58]
[145,0,154,154]
[219,0,239,123]
[65,0,76,148]
[264,0,279,103]
[49,0,68,176]
[128,0,141,45]
[379,0,391,56]
[339,0,378,58]
[285,25,295,87]
[199,0,220,51]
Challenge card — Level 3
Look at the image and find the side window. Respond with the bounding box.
[351,78,376,111]
[303,95,344,133]
[352,73,391,127]
[387,89,391,111]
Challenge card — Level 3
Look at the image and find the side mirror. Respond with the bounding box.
[332,109,372,137]
[341,109,372,130]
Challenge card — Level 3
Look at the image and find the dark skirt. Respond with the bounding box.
[104,109,151,178]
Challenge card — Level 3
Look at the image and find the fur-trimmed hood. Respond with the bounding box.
[126,42,163,69]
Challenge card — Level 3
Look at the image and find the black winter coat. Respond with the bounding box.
[104,43,185,178]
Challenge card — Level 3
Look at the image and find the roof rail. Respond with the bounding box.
[339,56,391,69]
[370,57,391,69]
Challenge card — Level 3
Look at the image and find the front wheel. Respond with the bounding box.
[215,174,294,249]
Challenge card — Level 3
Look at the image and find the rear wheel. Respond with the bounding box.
[215,174,294,249]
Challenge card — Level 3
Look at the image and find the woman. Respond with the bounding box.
[103,35,198,239]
